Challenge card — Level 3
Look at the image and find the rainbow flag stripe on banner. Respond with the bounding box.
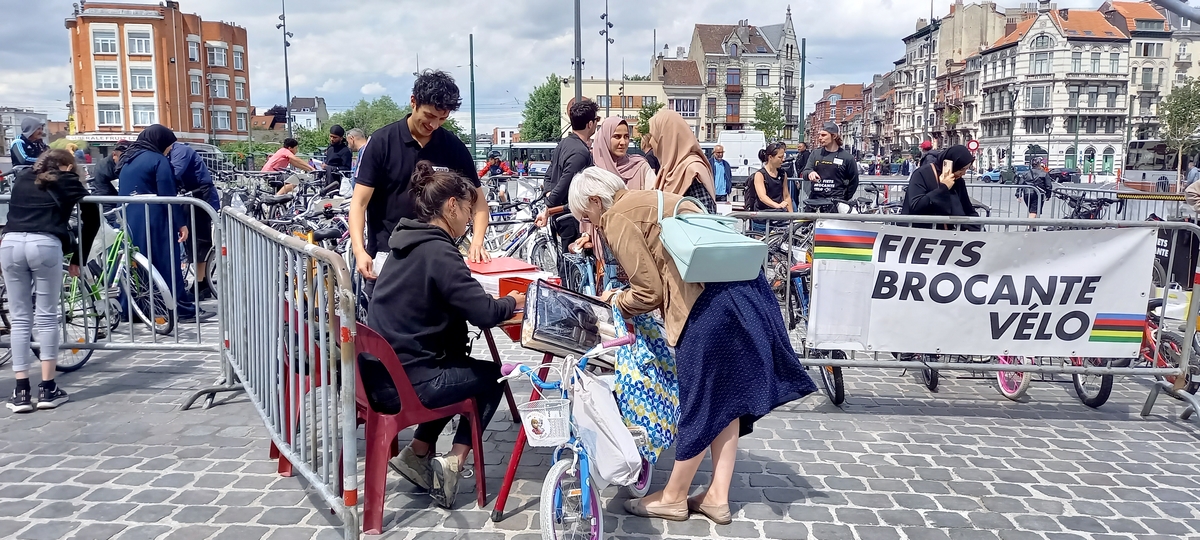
[812,228,878,262]
[1088,313,1144,343]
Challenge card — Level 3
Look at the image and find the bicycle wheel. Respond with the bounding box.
[626,458,653,498]
[1152,260,1168,288]
[526,234,558,274]
[540,457,603,540]
[1157,332,1200,398]
[994,355,1033,401]
[915,354,939,391]
[1071,357,1113,408]
[57,275,97,373]
[118,253,175,335]
[815,350,846,405]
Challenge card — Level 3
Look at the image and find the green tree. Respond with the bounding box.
[293,124,329,155]
[753,95,786,141]
[635,101,665,145]
[522,74,563,142]
[327,95,407,135]
[1159,77,1200,191]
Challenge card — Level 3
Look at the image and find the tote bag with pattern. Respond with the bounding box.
[611,305,679,463]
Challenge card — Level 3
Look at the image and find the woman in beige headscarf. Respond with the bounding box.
[643,109,717,213]
[593,117,655,190]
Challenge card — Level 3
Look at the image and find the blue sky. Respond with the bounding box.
[1,0,1105,128]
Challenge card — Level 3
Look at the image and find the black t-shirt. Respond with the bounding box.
[356,115,480,254]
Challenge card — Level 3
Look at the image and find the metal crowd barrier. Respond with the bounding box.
[0,195,223,355]
[192,207,359,539]
[733,210,1200,424]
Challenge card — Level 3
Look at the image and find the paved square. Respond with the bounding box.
[1,323,1199,539]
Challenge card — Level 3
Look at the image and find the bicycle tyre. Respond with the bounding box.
[626,458,653,498]
[526,234,558,274]
[994,355,1033,401]
[1157,331,1200,398]
[1152,260,1168,288]
[821,365,845,405]
[540,457,602,540]
[57,275,97,373]
[119,252,175,335]
[1071,357,1113,408]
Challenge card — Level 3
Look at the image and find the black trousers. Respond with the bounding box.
[405,357,504,447]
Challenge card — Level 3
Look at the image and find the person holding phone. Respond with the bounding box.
[901,144,979,229]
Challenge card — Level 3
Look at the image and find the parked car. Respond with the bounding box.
[981,165,1031,183]
[1047,168,1081,183]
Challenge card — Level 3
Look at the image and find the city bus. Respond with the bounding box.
[1122,139,1196,192]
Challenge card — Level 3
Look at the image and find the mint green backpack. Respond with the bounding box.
[656,190,767,283]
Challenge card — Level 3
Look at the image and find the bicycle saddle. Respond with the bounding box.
[312,228,342,242]
[261,194,295,205]
[804,198,833,208]
[864,185,881,194]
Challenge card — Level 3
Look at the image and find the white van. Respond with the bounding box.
[716,130,766,184]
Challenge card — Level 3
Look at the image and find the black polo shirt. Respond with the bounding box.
[356,115,479,254]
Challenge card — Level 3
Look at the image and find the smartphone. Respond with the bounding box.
[943,159,954,173]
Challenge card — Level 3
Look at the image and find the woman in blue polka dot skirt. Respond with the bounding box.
[568,167,817,525]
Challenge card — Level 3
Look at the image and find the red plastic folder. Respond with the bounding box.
[467,257,537,275]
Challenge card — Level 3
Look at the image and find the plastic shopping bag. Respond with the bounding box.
[611,306,679,464]
[571,367,641,487]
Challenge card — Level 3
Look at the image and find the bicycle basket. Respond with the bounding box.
[517,399,571,447]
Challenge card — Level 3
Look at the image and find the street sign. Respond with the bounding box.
[967,140,980,152]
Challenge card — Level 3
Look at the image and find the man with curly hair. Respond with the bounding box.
[350,70,489,289]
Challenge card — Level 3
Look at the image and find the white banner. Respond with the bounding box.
[808,219,1156,357]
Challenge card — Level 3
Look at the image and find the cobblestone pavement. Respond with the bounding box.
[2,321,1200,540]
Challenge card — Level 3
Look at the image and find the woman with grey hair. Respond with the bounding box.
[569,166,815,524]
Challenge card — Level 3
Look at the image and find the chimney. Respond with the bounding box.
[677,46,686,59]
[1058,8,1069,20]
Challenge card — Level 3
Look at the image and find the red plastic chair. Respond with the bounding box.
[354,322,487,535]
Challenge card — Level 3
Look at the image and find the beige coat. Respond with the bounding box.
[600,189,704,346]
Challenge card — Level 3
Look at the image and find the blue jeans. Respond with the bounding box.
[1,233,63,371]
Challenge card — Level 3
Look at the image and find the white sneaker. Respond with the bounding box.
[390,446,432,491]
[430,454,462,509]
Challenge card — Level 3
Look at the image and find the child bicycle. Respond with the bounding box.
[497,334,654,540]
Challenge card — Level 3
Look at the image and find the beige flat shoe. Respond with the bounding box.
[623,497,689,521]
[687,494,732,525]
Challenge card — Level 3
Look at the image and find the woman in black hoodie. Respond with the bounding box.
[366,161,524,508]
[3,149,100,413]
[901,144,979,229]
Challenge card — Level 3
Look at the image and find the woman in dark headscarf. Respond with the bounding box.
[118,125,208,324]
[901,144,979,229]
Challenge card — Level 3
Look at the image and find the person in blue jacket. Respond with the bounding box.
[710,145,733,202]
[9,118,48,167]
[118,125,211,323]
[169,142,221,300]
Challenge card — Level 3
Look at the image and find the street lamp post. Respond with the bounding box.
[276,0,294,138]
[600,2,614,117]
[573,0,583,104]
[1006,85,1019,175]
[1046,122,1053,169]
[1074,106,1081,172]
[470,34,476,157]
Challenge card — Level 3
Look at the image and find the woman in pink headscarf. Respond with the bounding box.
[592,117,655,190]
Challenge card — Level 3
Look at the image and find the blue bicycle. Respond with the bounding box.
[498,333,652,540]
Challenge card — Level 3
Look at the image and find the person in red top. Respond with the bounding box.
[478,151,513,178]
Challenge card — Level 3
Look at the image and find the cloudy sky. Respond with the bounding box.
[2,0,1105,128]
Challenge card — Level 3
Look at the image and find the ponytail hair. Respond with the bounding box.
[758,141,787,163]
[31,148,78,188]
[409,160,479,223]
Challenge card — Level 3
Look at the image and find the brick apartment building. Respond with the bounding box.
[65,1,251,148]
[805,84,865,143]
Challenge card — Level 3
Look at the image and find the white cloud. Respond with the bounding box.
[0,63,73,120]
[316,78,345,92]
[360,82,386,95]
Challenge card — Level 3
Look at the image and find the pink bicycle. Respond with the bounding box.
[993,356,1034,401]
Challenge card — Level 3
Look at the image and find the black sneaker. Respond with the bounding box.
[7,387,33,413]
[179,309,216,324]
[36,384,68,410]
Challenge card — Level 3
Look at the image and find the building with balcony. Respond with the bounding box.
[1102,1,1171,139]
[806,84,864,145]
[64,1,251,149]
[652,51,705,138]
[976,5,1130,173]
[892,1,1008,153]
[687,8,801,142]
[1154,0,1200,85]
